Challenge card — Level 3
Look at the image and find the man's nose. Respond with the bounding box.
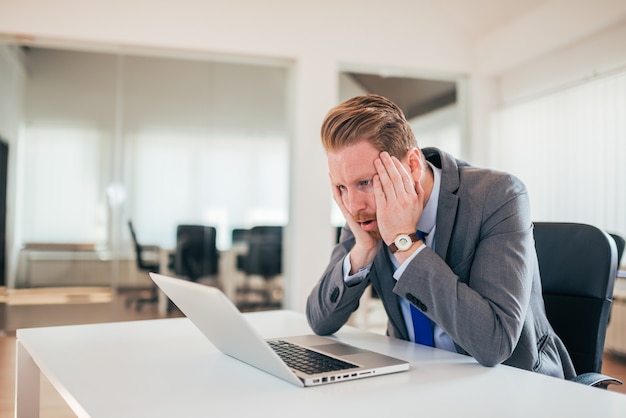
[345,190,367,214]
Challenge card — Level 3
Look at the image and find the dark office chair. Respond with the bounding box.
[126,220,161,311]
[607,233,625,325]
[609,233,625,267]
[231,228,251,246]
[236,225,283,309]
[533,222,622,388]
[335,225,343,244]
[232,228,251,272]
[174,225,219,283]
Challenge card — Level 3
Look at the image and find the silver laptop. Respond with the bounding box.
[150,273,409,387]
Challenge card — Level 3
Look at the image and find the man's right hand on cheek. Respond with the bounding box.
[332,186,377,247]
[332,187,380,271]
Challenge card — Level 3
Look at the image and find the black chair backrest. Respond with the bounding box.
[609,233,625,267]
[174,225,219,281]
[128,220,157,271]
[534,222,618,375]
[242,225,283,279]
[231,228,251,245]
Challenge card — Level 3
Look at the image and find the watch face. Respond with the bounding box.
[395,234,412,251]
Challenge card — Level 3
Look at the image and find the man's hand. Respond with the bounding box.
[373,152,424,246]
[331,182,380,273]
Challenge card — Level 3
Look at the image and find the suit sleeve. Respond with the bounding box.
[394,174,535,367]
[306,232,371,335]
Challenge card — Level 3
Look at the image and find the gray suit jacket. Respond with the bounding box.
[306,148,576,379]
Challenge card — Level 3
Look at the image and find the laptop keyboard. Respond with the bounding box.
[268,340,359,375]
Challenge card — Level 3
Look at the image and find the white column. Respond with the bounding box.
[283,56,338,313]
[464,75,499,168]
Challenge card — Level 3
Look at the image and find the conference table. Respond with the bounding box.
[15,311,626,417]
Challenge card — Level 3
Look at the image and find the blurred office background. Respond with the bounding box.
[0,0,625,330]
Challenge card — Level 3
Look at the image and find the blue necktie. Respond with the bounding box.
[410,230,434,346]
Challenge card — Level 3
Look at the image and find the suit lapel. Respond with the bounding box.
[424,148,460,262]
[434,190,458,260]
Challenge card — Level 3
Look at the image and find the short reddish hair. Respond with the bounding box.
[320,94,418,159]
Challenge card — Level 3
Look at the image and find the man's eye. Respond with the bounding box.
[337,185,347,191]
[359,180,372,187]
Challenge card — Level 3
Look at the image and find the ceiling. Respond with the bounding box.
[346,0,553,119]
[433,0,551,42]
[347,73,456,120]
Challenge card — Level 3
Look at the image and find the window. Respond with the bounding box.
[491,70,626,241]
[20,123,107,244]
[18,48,290,253]
[127,128,288,249]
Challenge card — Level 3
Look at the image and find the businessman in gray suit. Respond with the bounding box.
[306,94,575,378]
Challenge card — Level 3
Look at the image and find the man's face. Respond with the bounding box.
[328,141,382,239]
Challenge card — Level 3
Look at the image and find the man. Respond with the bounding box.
[306,94,575,378]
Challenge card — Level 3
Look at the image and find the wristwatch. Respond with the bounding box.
[389,233,420,253]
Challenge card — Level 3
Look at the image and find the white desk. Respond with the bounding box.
[15,311,626,417]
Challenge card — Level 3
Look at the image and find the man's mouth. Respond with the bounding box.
[353,213,377,232]
[358,219,377,231]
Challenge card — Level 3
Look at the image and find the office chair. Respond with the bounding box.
[232,228,251,272]
[607,233,625,325]
[174,225,220,283]
[126,220,161,311]
[609,233,625,267]
[533,222,622,388]
[236,225,283,309]
[231,228,251,246]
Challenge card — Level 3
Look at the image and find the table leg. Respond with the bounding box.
[15,340,40,418]
[157,288,168,316]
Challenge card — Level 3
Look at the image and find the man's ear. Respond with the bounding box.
[406,147,423,178]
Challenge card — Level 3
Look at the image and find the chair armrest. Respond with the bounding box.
[570,372,623,389]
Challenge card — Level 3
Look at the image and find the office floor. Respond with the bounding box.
[2,290,626,418]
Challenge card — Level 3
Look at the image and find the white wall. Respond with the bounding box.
[498,19,626,104]
[474,0,626,75]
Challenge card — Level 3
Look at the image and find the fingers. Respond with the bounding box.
[374,157,394,202]
[374,152,416,200]
[373,152,421,244]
